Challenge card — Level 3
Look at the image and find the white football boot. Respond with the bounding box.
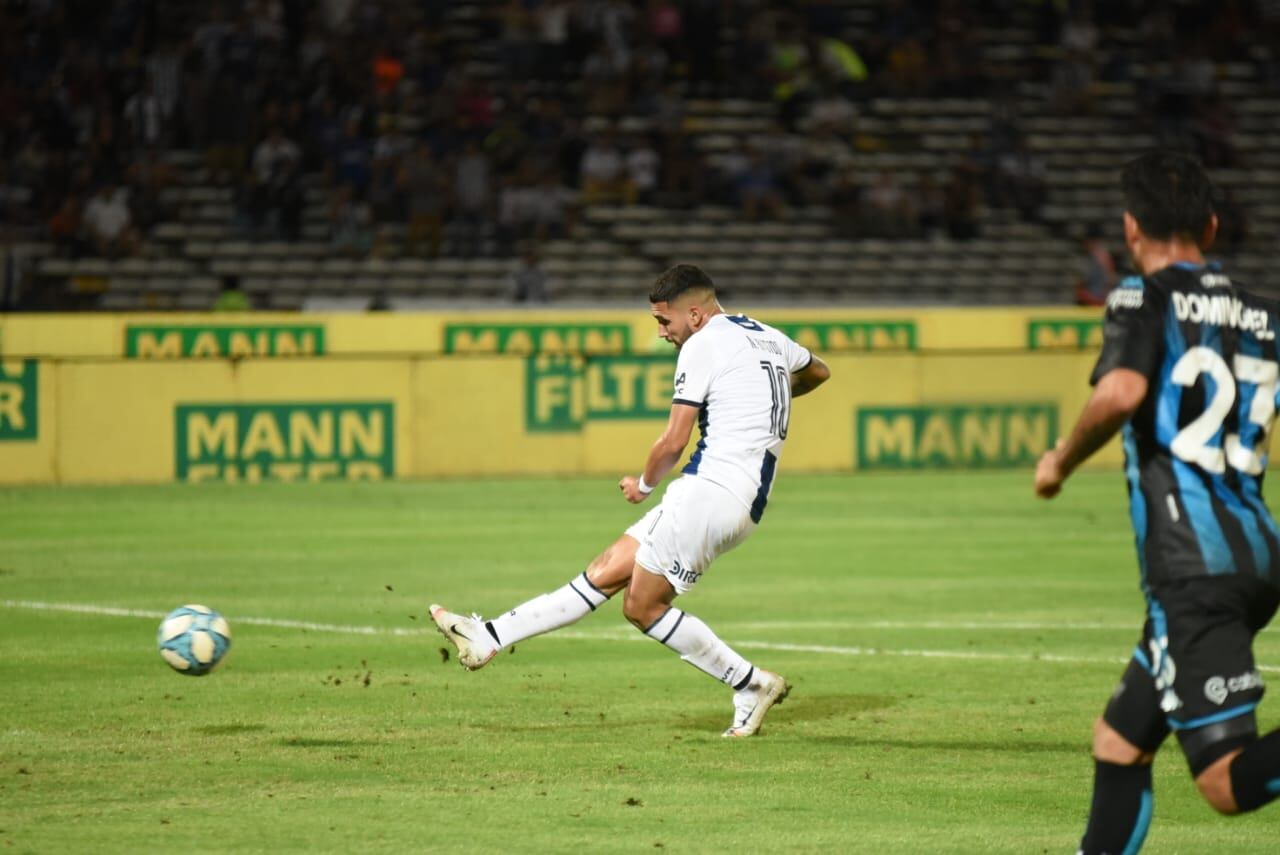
[722,669,790,737]
[429,604,499,670]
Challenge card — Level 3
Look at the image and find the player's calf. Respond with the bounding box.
[1080,719,1157,855]
[486,571,614,649]
[625,555,789,736]
[437,535,637,669]
[622,586,670,630]
[1080,758,1154,855]
[638,605,785,734]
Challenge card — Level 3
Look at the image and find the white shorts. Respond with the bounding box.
[624,476,756,595]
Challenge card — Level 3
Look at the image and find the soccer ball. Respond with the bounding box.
[157,605,232,676]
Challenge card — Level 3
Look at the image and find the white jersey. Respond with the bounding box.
[671,313,813,520]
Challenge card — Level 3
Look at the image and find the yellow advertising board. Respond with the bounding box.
[0,357,56,482]
[0,349,1118,485]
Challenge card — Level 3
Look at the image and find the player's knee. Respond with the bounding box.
[1196,757,1242,815]
[584,538,637,596]
[621,588,663,630]
[584,561,624,597]
[1179,716,1256,814]
[1092,718,1150,765]
[620,592,647,628]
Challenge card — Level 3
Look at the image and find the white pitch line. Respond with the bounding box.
[555,630,1141,668]
[733,619,1142,631]
[714,618,1280,634]
[6,598,1280,673]
[0,599,431,637]
[0,602,1251,635]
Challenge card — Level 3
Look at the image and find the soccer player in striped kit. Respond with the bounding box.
[1037,151,1280,852]
[432,264,830,736]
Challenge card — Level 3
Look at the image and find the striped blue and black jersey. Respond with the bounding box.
[1093,263,1280,590]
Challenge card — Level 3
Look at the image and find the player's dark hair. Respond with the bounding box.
[649,264,716,303]
[1121,151,1215,242]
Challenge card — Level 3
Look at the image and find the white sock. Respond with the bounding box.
[485,572,610,648]
[643,608,755,689]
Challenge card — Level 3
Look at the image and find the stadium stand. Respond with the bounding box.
[2,0,1278,311]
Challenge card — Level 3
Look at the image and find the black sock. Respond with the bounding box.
[1229,729,1280,812]
[1079,761,1153,855]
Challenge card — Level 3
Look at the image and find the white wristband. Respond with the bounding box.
[637,475,654,495]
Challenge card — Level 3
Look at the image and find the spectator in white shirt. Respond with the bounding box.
[82,184,139,257]
[626,136,661,205]
[251,127,301,184]
[530,173,576,239]
[124,79,164,149]
[580,132,628,205]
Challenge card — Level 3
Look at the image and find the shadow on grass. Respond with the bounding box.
[278,736,380,748]
[802,735,1083,756]
[469,693,901,734]
[678,693,898,732]
[196,723,268,736]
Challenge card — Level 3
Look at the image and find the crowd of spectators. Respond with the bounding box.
[0,0,1273,266]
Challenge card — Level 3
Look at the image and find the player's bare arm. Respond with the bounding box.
[1035,367,1147,498]
[790,354,831,398]
[620,402,698,503]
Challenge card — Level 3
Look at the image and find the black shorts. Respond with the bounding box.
[1103,574,1280,775]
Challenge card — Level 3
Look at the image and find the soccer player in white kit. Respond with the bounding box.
[431,264,831,736]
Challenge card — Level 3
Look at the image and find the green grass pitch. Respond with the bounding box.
[2,471,1278,853]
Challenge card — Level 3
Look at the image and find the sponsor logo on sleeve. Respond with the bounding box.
[1106,289,1145,311]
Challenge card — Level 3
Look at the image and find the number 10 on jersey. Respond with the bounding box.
[761,361,791,440]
